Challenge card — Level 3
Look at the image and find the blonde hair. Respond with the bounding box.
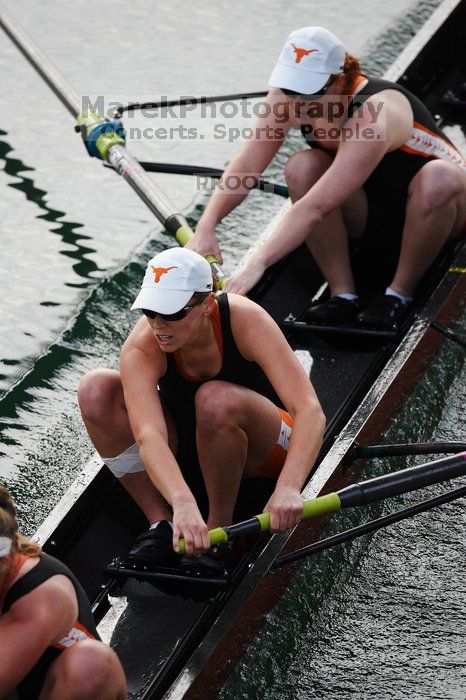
[0,485,41,558]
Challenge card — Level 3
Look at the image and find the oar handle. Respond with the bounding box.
[254,493,342,532]
[177,492,341,555]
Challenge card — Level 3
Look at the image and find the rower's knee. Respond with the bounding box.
[195,381,240,431]
[46,641,125,699]
[285,150,332,200]
[77,369,122,425]
[408,161,464,216]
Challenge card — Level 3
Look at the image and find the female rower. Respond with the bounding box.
[0,484,127,699]
[78,247,325,573]
[188,26,466,331]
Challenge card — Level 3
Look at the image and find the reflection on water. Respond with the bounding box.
[0,130,99,392]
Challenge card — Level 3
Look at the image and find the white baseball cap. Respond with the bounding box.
[131,247,213,314]
[269,27,345,95]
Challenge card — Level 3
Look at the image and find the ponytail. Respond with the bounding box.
[328,52,362,93]
[341,52,362,93]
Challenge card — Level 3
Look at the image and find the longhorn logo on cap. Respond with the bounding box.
[151,266,178,283]
[291,43,318,64]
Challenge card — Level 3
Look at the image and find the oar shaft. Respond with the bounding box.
[105,147,225,279]
[0,5,224,282]
[0,6,177,220]
[431,321,466,349]
[0,6,80,117]
[106,147,185,226]
[354,441,466,459]
[273,483,466,569]
[338,452,466,508]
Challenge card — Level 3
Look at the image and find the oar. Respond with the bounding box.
[113,91,269,119]
[431,321,466,349]
[178,451,466,554]
[0,5,224,285]
[135,161,289,198]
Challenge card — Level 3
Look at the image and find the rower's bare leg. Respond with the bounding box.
[39,639,127,700]
[195,381,282,528]
[285,150,367,295]
[77,368,175,524]
[390,160,466,296]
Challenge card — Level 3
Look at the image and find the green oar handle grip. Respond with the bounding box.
[177,527,228,556]
[177,492,342,554]
[255,492,341,532]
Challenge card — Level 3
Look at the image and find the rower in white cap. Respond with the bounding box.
[188,26,466,331]
[78,247,325,574]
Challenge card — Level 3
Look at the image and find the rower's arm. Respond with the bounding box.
[0,578,76,695]
[225,99,397,294]
[187,89,291,261]
[120,328,191,506]
[120,323,210,553]
[230,295,326,531]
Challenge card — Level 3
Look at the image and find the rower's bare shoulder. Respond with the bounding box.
[353,90,412,143]
[121,318,166,374]
[226,292,271,317]
[263,89,292,124]
[227,293,298,365]
[5,573,76,638]
[226,293,281,336]
[123,318,158,356]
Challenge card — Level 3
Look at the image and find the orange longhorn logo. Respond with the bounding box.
[291,43,318,63]
[151,265,178,283]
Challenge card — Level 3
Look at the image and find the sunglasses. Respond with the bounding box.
[141,297,204,322]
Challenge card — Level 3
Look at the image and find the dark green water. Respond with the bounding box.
[0,1,464,697]
[220,329,466,699]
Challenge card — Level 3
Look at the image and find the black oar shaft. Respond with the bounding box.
[353,441,466,459]
[116,91,269,117]
[339,452,466,508]
[273,484,466,569]
[138,161,289,198]
[431,321,466,349]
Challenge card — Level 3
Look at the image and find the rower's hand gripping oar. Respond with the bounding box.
[177,492,340,555]
[0,5,224,287]
[177,451,466,554]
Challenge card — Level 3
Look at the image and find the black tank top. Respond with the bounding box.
[159,293,282,425]
[3,553,99,699]
[301,76,466,195]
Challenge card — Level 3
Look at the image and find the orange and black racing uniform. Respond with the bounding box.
[301,76,466,242]
[158,293,291,517]
[1,552,99,699]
